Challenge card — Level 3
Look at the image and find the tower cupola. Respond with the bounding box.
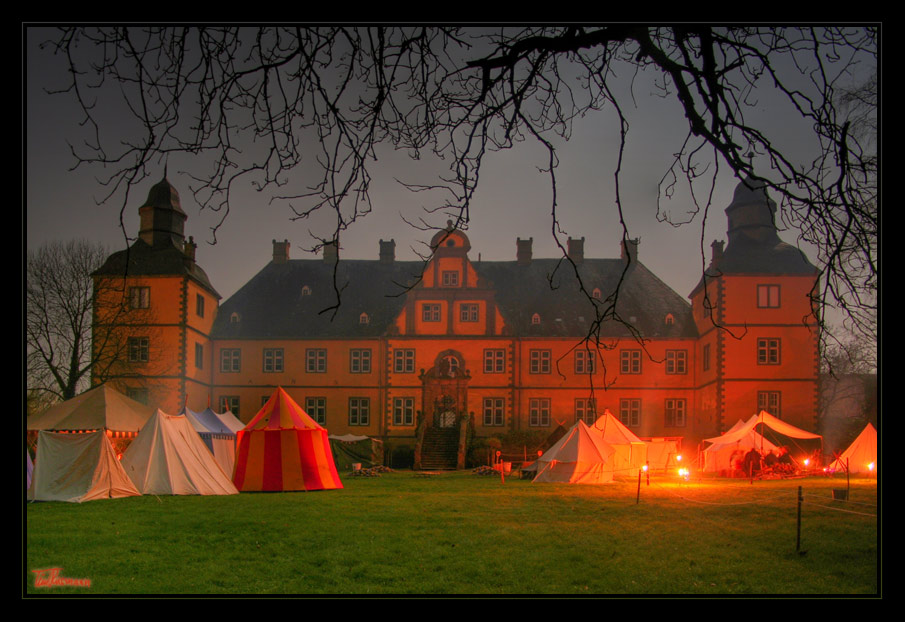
[138,177,187,248]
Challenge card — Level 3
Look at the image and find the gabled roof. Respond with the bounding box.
[212,254,697,340]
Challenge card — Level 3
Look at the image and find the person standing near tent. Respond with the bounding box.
[744,447,762,478]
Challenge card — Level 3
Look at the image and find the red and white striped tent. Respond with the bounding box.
[232,387,343,492]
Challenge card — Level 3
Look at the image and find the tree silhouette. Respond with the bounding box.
[35,26,877,347]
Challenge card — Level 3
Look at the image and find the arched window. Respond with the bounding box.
[665,313,675,326]
[229,312,241,324]
[531,313,541,325]
[592,288,602,300]
[359,312,370,325]
[301,285,312,296]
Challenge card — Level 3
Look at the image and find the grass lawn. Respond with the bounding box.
[24,471,878,596]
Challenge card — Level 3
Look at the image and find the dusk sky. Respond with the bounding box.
[25,27,869,311]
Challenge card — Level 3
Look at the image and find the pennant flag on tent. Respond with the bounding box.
[232,387,343,492]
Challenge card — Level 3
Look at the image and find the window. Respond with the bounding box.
[531,313,541,325]
[575,350,596,374]
[306,348,327,373]
[575,398,597,425]
[703,344,711,372]
[422,303,441,322]
[757,338,781,365]
[262,395,271,406]
[758,391,782,418]
[195,343,204,369]
[359,312,370,325]
[126,387,149,405]
[219,396,239,416]
[483,398,505,427]
[393,397,415,426]
[592,288,602,300]
[619,399,641,427]
[263,348,284,373]
[301,285,312,296]
[757,284,781,308]
[529,349,551,374]
[665,313,675,326]
[350,349,371,374]
[305,397,327,425]
[394,349,415,373]
[129,286,150,309]
[483,349,506,374]
[230,312,241,324]
[665,398,686,427]
[460,303,479,322]
[128,337,149,363]
[620,349,641,374]
[666,350,687,374]
[220,349,241,373]
[349,398,370,426]
[440,355,460,376]
[529,398,551,427]
[441,271,459,286]
[196,293,205,318]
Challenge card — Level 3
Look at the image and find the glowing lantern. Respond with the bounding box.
[868,462,875,472]
[642,464,649,472]
[803,458,810,467]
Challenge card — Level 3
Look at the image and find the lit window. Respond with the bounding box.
[483,398,505,427]
[665,350,687,374]
[129,287,150,309]
[757,284,781,308]
[757,338,781,365]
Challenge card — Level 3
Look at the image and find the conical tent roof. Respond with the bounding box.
[534,420,616,484]
[589,410,648,476]
[121,410,238,495]
[27,430,140,502]
[591,410,646,445]
[26,384,153,434]
[829,423,877,474]
[215,410,245,433]
[185,407,236,436]
[233,387,343,492]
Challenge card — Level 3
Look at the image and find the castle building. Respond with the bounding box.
[92,175,819,454]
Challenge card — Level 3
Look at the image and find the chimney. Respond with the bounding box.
[183,236,196,267]
[323,239,339,264]
[711,239,725,266]
[379,239,396,264]
[272,239,290,264]
[568,237,585,264]
[621,237,639,263]
[517,237,533,265]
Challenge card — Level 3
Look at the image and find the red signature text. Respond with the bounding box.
[32,567,92,588]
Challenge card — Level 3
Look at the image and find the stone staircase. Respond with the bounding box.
[419,427,460,470]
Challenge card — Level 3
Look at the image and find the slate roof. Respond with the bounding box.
[93,238,220,298]
[211,255,697,340]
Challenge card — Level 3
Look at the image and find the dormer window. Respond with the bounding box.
[230,312,241,324]
[592,288,602,300]
[531,313,541,325]
[301,285,312,296]
[665,313,675,326]
[359,312,370,325]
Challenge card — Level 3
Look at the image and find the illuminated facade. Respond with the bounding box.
[92,176,819,450]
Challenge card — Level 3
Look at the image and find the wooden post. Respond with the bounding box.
[796,486,803,552]
[636,469,642,504]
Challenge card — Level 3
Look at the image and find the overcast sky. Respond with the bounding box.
[25,27,868,308]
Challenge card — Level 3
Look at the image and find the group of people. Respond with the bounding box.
[730,446,797,478]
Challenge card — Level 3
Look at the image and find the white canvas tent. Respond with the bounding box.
[121,410,238,495]
[702,419,778,473]
[829,423,877,475]
[534,420,616,484]
[26,383,153,434]
[645,438,681,472]
[27,430,140,502]
[589,410,648,477]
